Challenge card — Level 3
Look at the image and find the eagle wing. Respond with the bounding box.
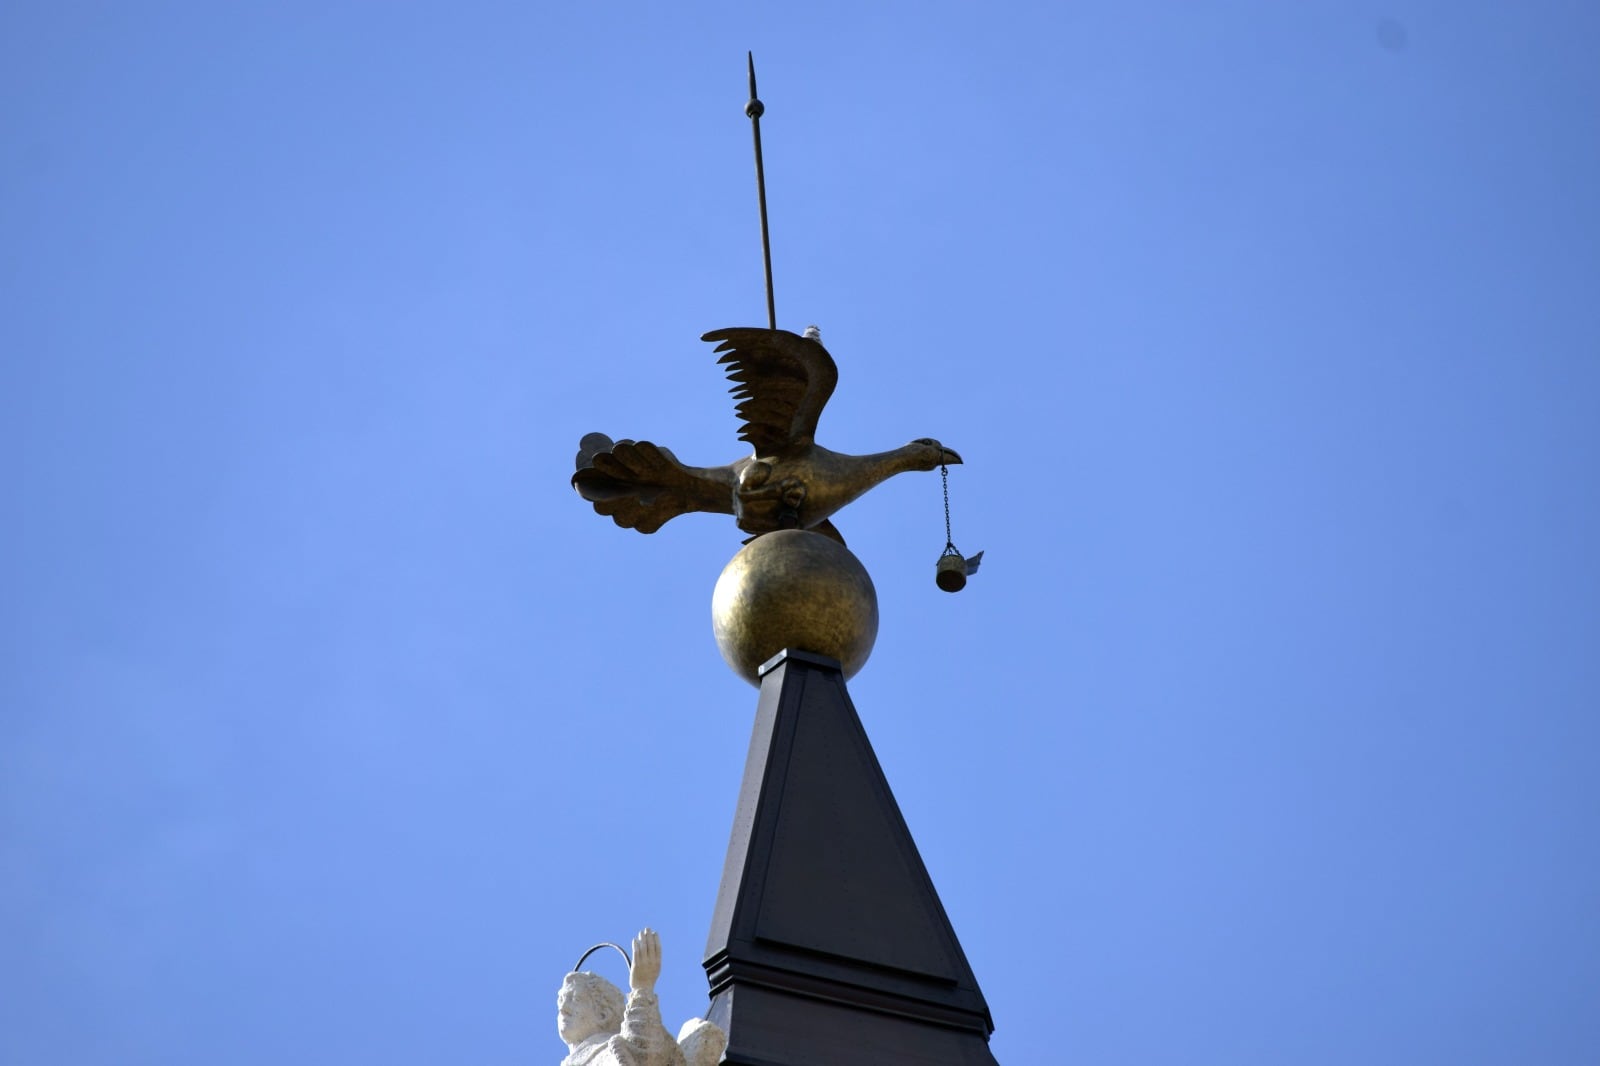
[572,432,736,534]
[701,327,838,456]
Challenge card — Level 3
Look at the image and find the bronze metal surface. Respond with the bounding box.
[711,530,878,685]
[935,554,969,593]
[572,327,961,546]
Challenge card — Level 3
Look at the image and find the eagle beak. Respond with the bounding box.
[939,446,963,465]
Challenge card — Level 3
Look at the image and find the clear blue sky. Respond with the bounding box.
[4,3,1598,1064]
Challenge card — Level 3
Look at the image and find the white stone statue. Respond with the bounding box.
[558,929,726,1066]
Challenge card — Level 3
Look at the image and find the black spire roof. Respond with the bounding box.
[703,649,1000,1065]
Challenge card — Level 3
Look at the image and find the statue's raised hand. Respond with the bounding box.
[629,928,662,993]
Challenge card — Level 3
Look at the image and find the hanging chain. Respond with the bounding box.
[940,464,960,557]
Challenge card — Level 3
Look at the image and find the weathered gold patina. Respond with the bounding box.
[711,530,878,685]
[572,326,960,546]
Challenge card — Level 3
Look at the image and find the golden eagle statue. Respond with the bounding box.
[572,326,961,546]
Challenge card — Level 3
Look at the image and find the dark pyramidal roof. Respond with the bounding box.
[704,650,1000,1065]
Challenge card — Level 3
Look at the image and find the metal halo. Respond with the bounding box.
[570,941,631,974]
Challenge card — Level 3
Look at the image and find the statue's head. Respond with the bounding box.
[909,438,963,471]
[557,971,625,1046]
[677,1017,728,1066]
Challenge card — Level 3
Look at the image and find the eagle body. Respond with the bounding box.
[572,327,961,545]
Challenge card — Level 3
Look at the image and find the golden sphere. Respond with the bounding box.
[712,530,879,686]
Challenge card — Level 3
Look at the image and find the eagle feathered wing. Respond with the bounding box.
[701,327,838,456]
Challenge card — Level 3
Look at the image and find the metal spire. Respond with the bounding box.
[745,52,777,331]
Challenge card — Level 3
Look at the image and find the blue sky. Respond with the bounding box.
[4,3,1598,1063]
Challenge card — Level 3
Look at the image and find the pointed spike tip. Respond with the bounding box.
[745,52,764,119]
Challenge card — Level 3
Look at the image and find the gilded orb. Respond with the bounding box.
[712,530,879,685]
